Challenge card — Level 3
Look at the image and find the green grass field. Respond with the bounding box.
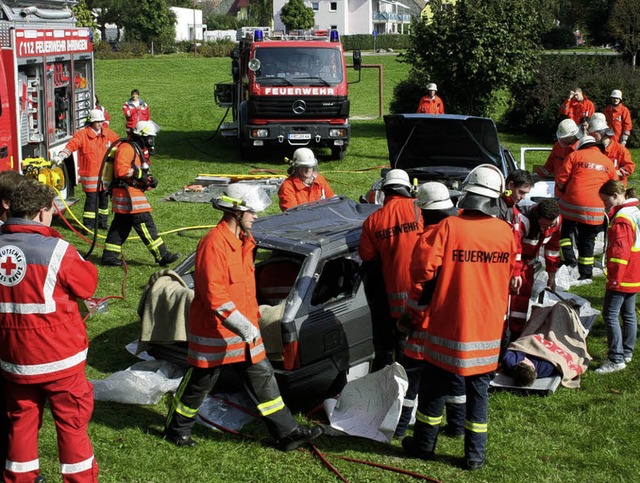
[30,54,640,482]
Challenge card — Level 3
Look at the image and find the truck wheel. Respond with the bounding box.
[331,146,346,161]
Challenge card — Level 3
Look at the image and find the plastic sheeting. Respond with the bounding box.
[323,362,408,443]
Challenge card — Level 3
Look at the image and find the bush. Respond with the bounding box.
[541,26,577,50]
[389,76,424,114]
[342,34,411,51]
[502,54,640,147]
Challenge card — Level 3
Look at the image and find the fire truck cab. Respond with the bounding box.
[0,0,95,199]
[215,27,361,161]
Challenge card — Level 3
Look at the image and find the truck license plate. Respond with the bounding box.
[288,133,311,140]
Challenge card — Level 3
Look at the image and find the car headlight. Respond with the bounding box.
[251,129,269,138]
[329,129,345,138]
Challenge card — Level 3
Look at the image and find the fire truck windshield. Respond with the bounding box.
[253,47,343,86]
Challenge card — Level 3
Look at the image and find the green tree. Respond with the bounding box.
[86,0,129,42]
[608,0,640,67]
[73,0,98,30]
[120,0,177,51]
[280,0,314,32]
[401,0,543,116]
[249,0,273,27]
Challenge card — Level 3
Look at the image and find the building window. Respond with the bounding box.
[330,2,337,11]
[312,2,319,10]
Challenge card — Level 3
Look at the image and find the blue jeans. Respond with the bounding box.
[602,289,638,363]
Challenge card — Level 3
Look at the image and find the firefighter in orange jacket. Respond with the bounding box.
[535,119,582,179]
[0,180,99,483]
[589,117,635,186]
[401,165,516,471]
[560,88,595,124]
[164,184,322,450]
[359,169,423,370]
[416,83,445,114]
[54,109,120,230]
[508,198,562,342]
[556,135,617,279]
[595,180,640,374]
[395,182,463,440]
[100,121,179,267]
[603,90,632,146]
[278,148,334,211]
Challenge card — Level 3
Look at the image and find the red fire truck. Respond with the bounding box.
[0,0,95,198]
[215,27,361,160]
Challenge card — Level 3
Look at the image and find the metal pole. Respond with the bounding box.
[193,0,197,57]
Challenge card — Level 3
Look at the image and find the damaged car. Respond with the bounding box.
[365,114,519,204]
[137,196,383,406]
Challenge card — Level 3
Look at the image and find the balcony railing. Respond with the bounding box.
[372,11,411,22]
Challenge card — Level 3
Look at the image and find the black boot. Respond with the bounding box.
[278,425,323,451]
[158,252,180,267]
[163,430,198,448]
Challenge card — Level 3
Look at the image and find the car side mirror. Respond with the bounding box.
[352,50,362,71]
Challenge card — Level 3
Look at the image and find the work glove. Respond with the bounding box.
[222,312,260,344]
[52,154,64,165]
[147,176,158,189]
[396,310,413,336]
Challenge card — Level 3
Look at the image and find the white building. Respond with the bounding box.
[171,6,206,41]
[272,0,413,35]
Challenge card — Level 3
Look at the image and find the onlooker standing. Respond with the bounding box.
[122,89,150,136]
[359,169,423,370]
[402,166,516,471]
[416,83,445,114]
[556,135,617,279]
[536,119,582,179]
[603,90,632,146]
[164,184,322,450]
[560,88,595,124]
[589,117,635,186]
[0,180,99,482]
[54,109,120,230]
[94,94,111,127]
[101,121,180,267]
[595,180,640,374]
[278,148,334,211]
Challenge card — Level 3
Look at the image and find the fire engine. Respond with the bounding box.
[214,27,361,161]
[0,0,95,199]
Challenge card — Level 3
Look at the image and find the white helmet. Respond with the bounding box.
[610,89,622,100]
[87,109,106,123]
[556,119,580,140]
[133,120,159,137]
[291,147,318,168]
[213,183,272,213]
[591,112,606,123]
[382,169,411,189]
[416,182,454,210]
[426,82,438,91]
[577,135,598,149]
[461,164,505,199]
[588,118,614,137]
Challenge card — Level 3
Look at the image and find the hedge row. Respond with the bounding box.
[341,34,411,51]
[94,39,235,59]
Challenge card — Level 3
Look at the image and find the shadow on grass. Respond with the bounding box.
[89,320,141,373]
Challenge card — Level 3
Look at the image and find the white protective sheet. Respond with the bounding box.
[323,362,408,443]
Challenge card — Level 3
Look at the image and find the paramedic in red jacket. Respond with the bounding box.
[164,184,322,450]
[560,88,595,124]
[603,90,632,146]
[122,89,150,135]
[508,198,562,341]
[54,109,120,230]
[100,121,179,267]
[589,117,635,186]
[359,169,423,369]
[0,180,99,483]
[535,119,582,179]
[416,83,444,114]
[278,148,334,211]
[595,180,640,374]
[556,135,617,279]
[402,165,516,471]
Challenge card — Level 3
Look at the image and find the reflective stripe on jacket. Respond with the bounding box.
[277,174,334,211]
[538,141,576,178]
[122,99,150,130]
[187,219,266,368]
[604,139,635,186]
[409,213,516,375]
[110,142,152,214]
[556,146,617,225]
[0,220,98,384]
[606,199,640,293]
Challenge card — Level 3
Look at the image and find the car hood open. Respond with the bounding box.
[384,114,503,171]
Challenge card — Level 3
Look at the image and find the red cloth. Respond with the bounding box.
[122,98,150,130]
[536,140,577,178]
[416,95,444,114]
[603,102,633,143]
[187,219,266,368]
[277,174,334,211]
[560,96,595,124]
[606,198,640,293]
[409,213,516,375]
[62,126,119,192]
[359,195,423,318]
[604,139,635,186]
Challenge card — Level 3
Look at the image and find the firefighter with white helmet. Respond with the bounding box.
[101,120,180,267]
[589,116,635,185]
[604,89,633,146]
[165,183,323,450]
[359,168,422,371]
[53,108,120,230]
[402,165,516,470]
[536,119,583,179]
[278,147,334,210]
[417,82,444,114]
